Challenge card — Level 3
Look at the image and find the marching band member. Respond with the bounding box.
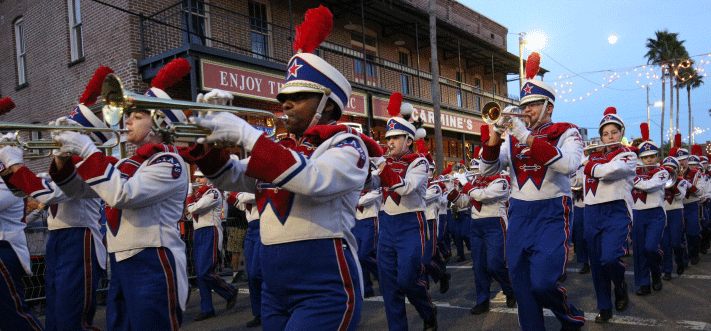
[630,123,668,296]
[660,156,689,280]
[228,191,262,328]
[449,140,515,315]
[0,71,113,331]
[187,6,382,330]
[438,165,455,262]
[451,160,472,263]
[51,58,193,330]
[0,98,42,331]
[583,107,636,322]
[570,162,590,274]
[186,169,237,321]
[420,142,450,295]
[354,183,382,298]
[680,143,706,266]
[480,52,585,331]
[365,93,437,331]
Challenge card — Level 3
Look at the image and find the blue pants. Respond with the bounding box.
[684,202,701,259]
[244,221,263,317]
[436,213,449,258]
[572,206,589,264]
[661,209,686,273]
[353,217,379,293]
[261,239,361,331]
[378,211,435,330]
[107,248,182,331]
[194,227,236,314]
[584,200,630,311]
[452,211,471,258]
[423,218,445,285]
[507,197,584,331]
[45,228,101,331]
[470,216,514,305]
[632,208,665,286]
[0,241,43,330]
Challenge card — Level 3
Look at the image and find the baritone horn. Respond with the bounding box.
[481,102,529,129]
[0,122,124,155]
[101,74,286,138]
[665,171,678,189]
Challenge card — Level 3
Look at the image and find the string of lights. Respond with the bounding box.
[546,53,711,103]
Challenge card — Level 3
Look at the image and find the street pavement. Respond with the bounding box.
[44,248,711,330]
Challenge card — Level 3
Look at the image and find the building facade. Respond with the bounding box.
[1,0,531,171]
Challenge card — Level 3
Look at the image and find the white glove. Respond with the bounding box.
[453,172,469,186]
[0,132,15,143]
[204,89,233,106]
[510,117,531,143]
[0,146,24,168]
[189,112,263,152]
[54,131,99,159]
[49,117,80,139]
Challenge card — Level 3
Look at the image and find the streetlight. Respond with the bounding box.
[646,85,662,127]
[515,31,548,88]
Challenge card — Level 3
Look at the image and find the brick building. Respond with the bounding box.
[1,0,538,172]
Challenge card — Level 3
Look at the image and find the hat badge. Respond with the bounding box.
[523,84,533,94]
[287,60,303,79]
[388,121,396,130]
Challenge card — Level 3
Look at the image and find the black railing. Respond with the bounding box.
[139,1,518,112]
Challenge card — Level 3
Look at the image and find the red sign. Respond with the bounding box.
[372,97,485,135]
[201,59,368,117]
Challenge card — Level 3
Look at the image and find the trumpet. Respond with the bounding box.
[481,102,530,129]
[101,74,286,138]
[430,171,480,184]
[0,122,124,153]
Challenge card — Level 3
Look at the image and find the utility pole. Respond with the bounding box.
[429,0,444,175]
[646,86,650,127]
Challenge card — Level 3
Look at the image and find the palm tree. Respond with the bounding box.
[679,67,704,142]
[673,48,689,137]
[645,30,685,146]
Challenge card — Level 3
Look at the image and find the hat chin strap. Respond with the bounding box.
[306,89,332,130]
[527,99,549,129]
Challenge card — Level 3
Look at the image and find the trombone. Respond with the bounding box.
[0,122,124,154]
[101,74,287,138]
[481,102,530,129]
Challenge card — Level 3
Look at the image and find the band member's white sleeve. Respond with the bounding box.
[633,169,668,192]
[468,178,509,203]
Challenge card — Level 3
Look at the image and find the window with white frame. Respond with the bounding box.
[14,17,27,85]
[68,0,84,60]
[249,0,270,60]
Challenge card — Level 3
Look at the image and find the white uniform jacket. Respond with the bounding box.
[665,179,689,210]
[480,122,583,201]
[356,188,382,220]
[583,147,637,215]
[570,164,585,208]
[424,184,442,221]
[232,192,259,223]
[683,168,705,204]
[367,152,428,215]
[51,148,189,310]
[0,180,31,275]
[632,167,669,211]
[6,165,106,269]
[453,175,510,222]
[187,185,226,249]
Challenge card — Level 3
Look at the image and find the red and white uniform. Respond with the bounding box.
[424,184,443,221]
[683,168,705,204]
[583,147,637,214]
[665,179,689,210]
[450,174,510,222]
[0,180,29,275]
[369,154,429,214]
[356,189,382,221]
[632,167,669,210]
[233,192,259,223]
[480,122,583,199]
[187,185,227,246]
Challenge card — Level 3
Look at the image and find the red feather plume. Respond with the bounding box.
[292,5,333,54]
[473,146,482,158]
[458,160,465,164]
[604,107,617,115]
[525,52,540,79]
[416,139,428,155]
[669,147,678,157]
[480,124,490,143]
[674,133,682,148]
[0,97,16,116]
[387,92,403,117]
[152,58,191,90]
[640,123,650,141]
[80,66,114,106]
[692,144,703,156]
[442,164,452,175]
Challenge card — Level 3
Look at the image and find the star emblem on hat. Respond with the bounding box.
[523,84,533,95]
[287,60,303,79]
[388,121,396,130]
[69,107,79,118]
